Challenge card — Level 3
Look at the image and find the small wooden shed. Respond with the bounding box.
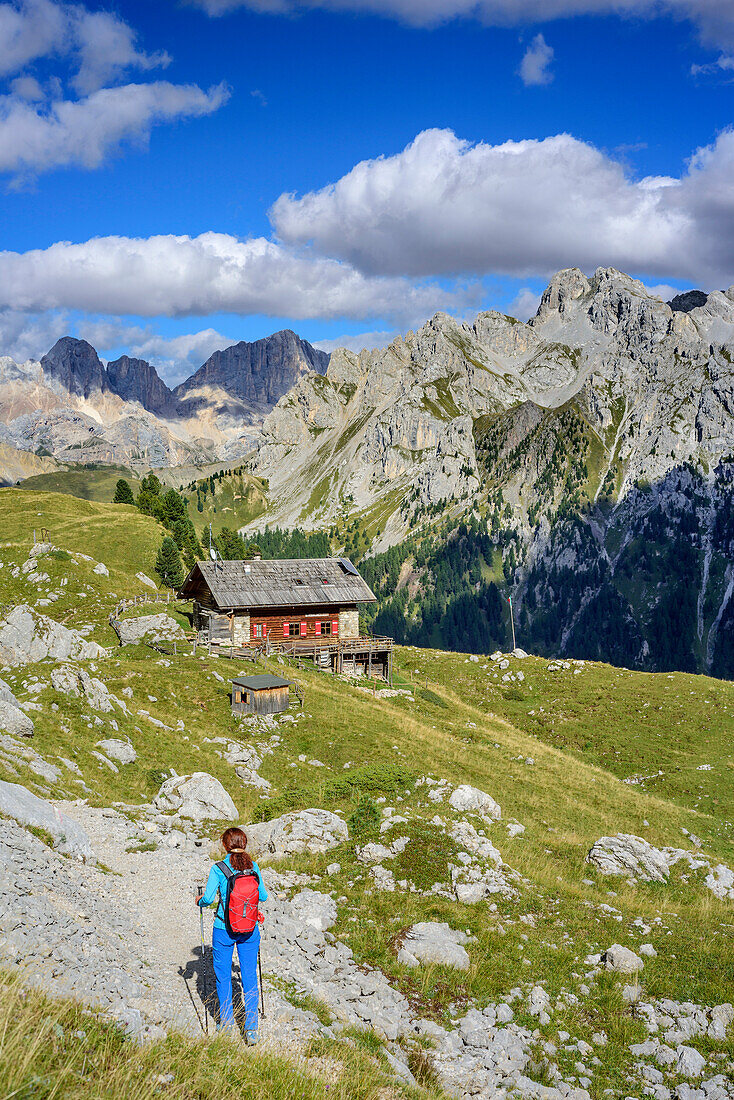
[231,673,292,716]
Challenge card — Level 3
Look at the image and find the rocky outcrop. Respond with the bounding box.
[112,614,185,646]
[0,606,106,666]
[153,773,237,821]
[397,922,473,970]
[175,330,328,414]
[586,834,672,883]
[246,808,348,859]
[40,337,108,398]
[106,355,175,415]
[0,780,93,859]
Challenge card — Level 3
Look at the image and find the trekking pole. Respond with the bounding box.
[257,949,266,1019]
[196,887,209,1035]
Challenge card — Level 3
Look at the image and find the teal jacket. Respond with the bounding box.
[198,855,268,930]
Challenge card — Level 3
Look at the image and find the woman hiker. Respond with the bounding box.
[197,826,268,1043]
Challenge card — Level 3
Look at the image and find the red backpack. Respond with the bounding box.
[217,862,262,936]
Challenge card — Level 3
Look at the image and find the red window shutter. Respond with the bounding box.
[332,619,339,635]
[283,621,288,637]
[252,623,257,637]
[300,621,307,636]
[315,621,321,635]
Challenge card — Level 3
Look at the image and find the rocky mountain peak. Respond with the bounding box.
[106,355,174,417]
[40,337,108,399]
[533,267,590,323]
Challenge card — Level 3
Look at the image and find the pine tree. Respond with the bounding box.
[155,536,185,589]
[113,478,134,504]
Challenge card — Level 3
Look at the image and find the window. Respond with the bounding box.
[252,623,264,639]
[321,578,331,585]
[288,622,300,637]
[295,578,305,586]
[320,620,332,636]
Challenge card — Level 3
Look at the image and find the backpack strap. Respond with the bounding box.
[216,860,234,880]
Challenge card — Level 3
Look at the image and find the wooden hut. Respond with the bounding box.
[231,673,293,715]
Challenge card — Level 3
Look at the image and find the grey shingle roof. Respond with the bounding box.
[180,557,376,609]
[232,674,292,690]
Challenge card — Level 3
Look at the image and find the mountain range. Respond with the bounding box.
[0,330,329,471]
[2,265,734,677]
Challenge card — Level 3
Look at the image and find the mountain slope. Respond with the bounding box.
[244,268,734,677]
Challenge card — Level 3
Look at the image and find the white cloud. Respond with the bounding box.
[270,126,734,288]
[0,307,70,363]
[507,288,541,320]
[313,329,398,353]
[188,0,734,51]
[0,81,228,175]
[0,231,467,324]
[519,33,554,85]
[0,1,169,90]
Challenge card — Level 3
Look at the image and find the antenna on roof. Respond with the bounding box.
[208,523,221,565]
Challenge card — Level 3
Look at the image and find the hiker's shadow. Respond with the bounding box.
[179,947,246,1036]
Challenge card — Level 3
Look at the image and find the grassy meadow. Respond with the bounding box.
[0,486,733,1099]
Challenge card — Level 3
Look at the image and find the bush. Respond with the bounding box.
[393,822,458,891]
[348,795,381,844]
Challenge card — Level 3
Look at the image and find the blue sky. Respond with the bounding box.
[1,0,733,381]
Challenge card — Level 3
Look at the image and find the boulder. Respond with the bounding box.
[586,834,671,883]
[0,779,93,859]
[676,1045,706,1078]
[114,614,185,646]
[93,562,109,576]
[0,606,106,666]
[603,944,645,973]
[153,772,237,821]
[705,863,734,900]
[246,809,348,860]
[51,665,119,713]
[96,739,137,765]
[397,922,473,970]
[448,784,502,820]
[0,699,34,737]
[0,677,20,705]
[136,573,158,590]
[290,889,338,932]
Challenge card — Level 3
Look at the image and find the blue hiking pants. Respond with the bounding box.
[211,924,260,1031]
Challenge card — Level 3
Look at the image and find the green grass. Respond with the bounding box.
[1,487,734,1097]
[19,465,142,502]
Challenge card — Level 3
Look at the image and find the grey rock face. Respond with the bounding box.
[247,808,348,859]
[0,699,34,737]
[106,355,175,416]
[0,606,106,666]
[397,922,472,970]
[449,784,502,819]
[0,780,93,859]
[603,944,645,973]
[113,614,185,646]
[41,337,107,398]
[289,888,337,932]
[51,665,120,712]
[153,773,237,821]
[96,739,137,765]
[175,330,329,415]
[587,834,672,883]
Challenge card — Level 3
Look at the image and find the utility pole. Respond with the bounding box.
[507,595,516,651]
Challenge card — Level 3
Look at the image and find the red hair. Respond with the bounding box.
[221,827,253,872]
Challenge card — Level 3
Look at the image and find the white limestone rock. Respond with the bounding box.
[114,614,185,646]
[154,772,237,822]
[0,699,34,737]
[0,606,105,666]
[96,739,136,765]
[290,889,337,932]
[0,779,93,859]
[449,784,502,820]
[603,944,645,973]
[586,834,672,883]
[397,922,473,971]
[246,808,348,860]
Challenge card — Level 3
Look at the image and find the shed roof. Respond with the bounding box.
[232,674,292,690]
[179,557,376,609]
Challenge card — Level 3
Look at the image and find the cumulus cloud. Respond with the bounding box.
[0,307,70,364]
[507,288,542,320]
[0,0,168,90]
[187,0,734,51]
[313,329,399,353]
[0,81,228,175]
[0,231,467,324]
[519,33,554,85]
[270,126,734,288]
